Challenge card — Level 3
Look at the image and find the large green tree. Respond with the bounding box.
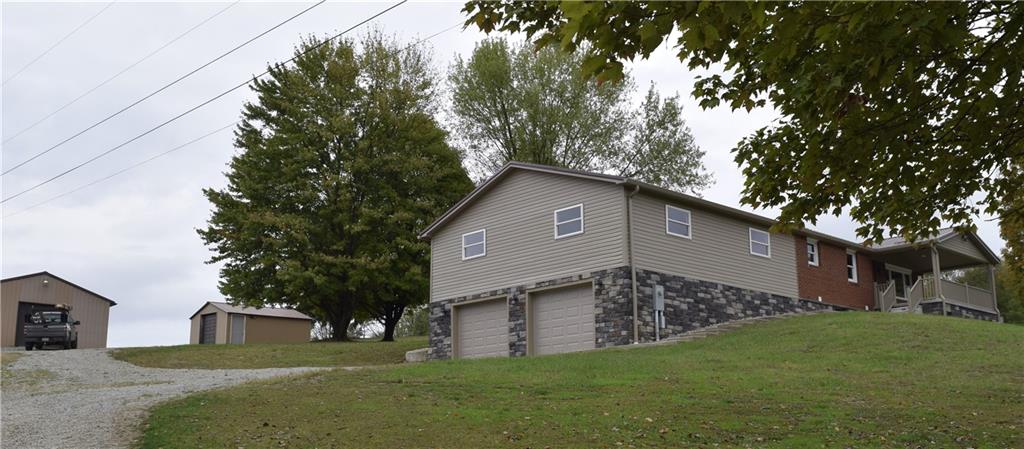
[198,33,472,340]
[463,2,1023,268]
[449,37,711,193]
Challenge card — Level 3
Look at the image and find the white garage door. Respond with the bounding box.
[531,284,595,355]
[455,299,508,359]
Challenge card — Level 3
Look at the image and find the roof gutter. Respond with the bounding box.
[624,182,641,344]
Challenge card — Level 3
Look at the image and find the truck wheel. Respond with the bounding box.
[25,343,33,351]
[71,340,78,349]
[63,340,71,350]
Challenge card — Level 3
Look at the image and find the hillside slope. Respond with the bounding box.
[141,313,1024,448]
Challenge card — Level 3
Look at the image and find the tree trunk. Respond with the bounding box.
[324,301,354,342]
[379,303,405,342]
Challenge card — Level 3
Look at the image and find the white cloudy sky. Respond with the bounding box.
[2,1,1006,347]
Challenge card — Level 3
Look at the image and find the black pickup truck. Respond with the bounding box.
[23,306,79,350]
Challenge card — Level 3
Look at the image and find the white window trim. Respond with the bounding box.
[749,228,771,258]
[806,238,819,267]
[665,205,692,239]
[553,203,585,239]
[461,229,486,261]
[846,249,858,283]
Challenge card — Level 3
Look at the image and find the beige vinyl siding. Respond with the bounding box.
[430,170,626,301]
[939,235,988,263]
[189,304,228,344]
[243,316,312,343]
[1,274,112,348]
[631,193,800,298]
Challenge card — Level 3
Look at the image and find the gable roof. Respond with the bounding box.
[1,271,117,306]
[189,301,313,320]
[418,162,1001,264]
[872,227,1000,264]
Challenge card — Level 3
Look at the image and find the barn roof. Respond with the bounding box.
[189,301,312,320]
[1,271,117,306]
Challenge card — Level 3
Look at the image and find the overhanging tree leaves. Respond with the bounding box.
[463,2,1024,254]
[449,37,711,193]
[198,33,472,341]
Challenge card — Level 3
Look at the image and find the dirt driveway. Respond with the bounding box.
[1,348,320,449]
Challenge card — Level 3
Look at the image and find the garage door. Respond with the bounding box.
[200,313,216,344]
[531,284,595,355]
[455,299,508,359]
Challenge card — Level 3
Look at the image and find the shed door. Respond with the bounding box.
[229,314,245,344]
[454,299,508,359]
[199,313,217,344]
[531,284,595,355]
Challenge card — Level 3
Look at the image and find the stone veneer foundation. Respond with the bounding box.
[920,301,1001,322]
[633,268,842,342]
[428,266,633,360]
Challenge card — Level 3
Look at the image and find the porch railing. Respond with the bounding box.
[907,278,924,312]
[938,279,997,312]
[876,282,897,312]
[876,277,996,313]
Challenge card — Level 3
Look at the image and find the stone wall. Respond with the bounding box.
[428,266,633,360]
[634,268,840,342]
[920,301,1001,322]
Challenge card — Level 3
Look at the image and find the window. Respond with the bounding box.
[554,204,584,239]
[846,250,858,282]
[665,205,692,238]
[749,228,771,258]
[806,238,819,266]
[462,229,486,260]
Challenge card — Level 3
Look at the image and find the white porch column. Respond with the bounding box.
[989,264,1001,317]
[930,245,946,316]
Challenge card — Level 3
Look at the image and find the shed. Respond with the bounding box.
[188,301,312,344]
[1,272,116,349]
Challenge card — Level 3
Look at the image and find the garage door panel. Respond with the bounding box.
[532,284,595,355]
[455,299,508,359]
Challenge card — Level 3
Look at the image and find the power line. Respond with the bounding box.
[1,0,326,176]
[2,121,239,219]
[1,1,117,86]
[402,21,463,52]
[1,15,456,216]
[0,0,407,205]
[2,1,240,145]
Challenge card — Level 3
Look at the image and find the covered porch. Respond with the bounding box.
[871,232,1001,319]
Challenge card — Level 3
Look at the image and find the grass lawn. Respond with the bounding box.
[140,313,1024,448]
[112,337,426,369]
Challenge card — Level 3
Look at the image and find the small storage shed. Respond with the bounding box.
[1,271,116,349]
[188,301,312,344]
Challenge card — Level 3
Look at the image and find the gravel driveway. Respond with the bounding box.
[1,348,321,449]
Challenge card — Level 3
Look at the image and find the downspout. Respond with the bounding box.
[626,183,641,344]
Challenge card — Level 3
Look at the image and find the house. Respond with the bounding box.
[1,272,116,349]
[420,162,1002,360]
[188,301,313,344]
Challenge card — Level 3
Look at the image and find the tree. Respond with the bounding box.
[395,305,429,337]
[463,2,1023,265]
[198,33,472,341]
[449,37,711,193]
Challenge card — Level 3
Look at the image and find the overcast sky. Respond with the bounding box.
[2,1,1006,347]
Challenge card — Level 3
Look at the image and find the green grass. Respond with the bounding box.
[112,337,427,369]
[140,313,1024,448]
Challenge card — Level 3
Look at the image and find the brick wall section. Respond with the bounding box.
[795,236,876,310]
